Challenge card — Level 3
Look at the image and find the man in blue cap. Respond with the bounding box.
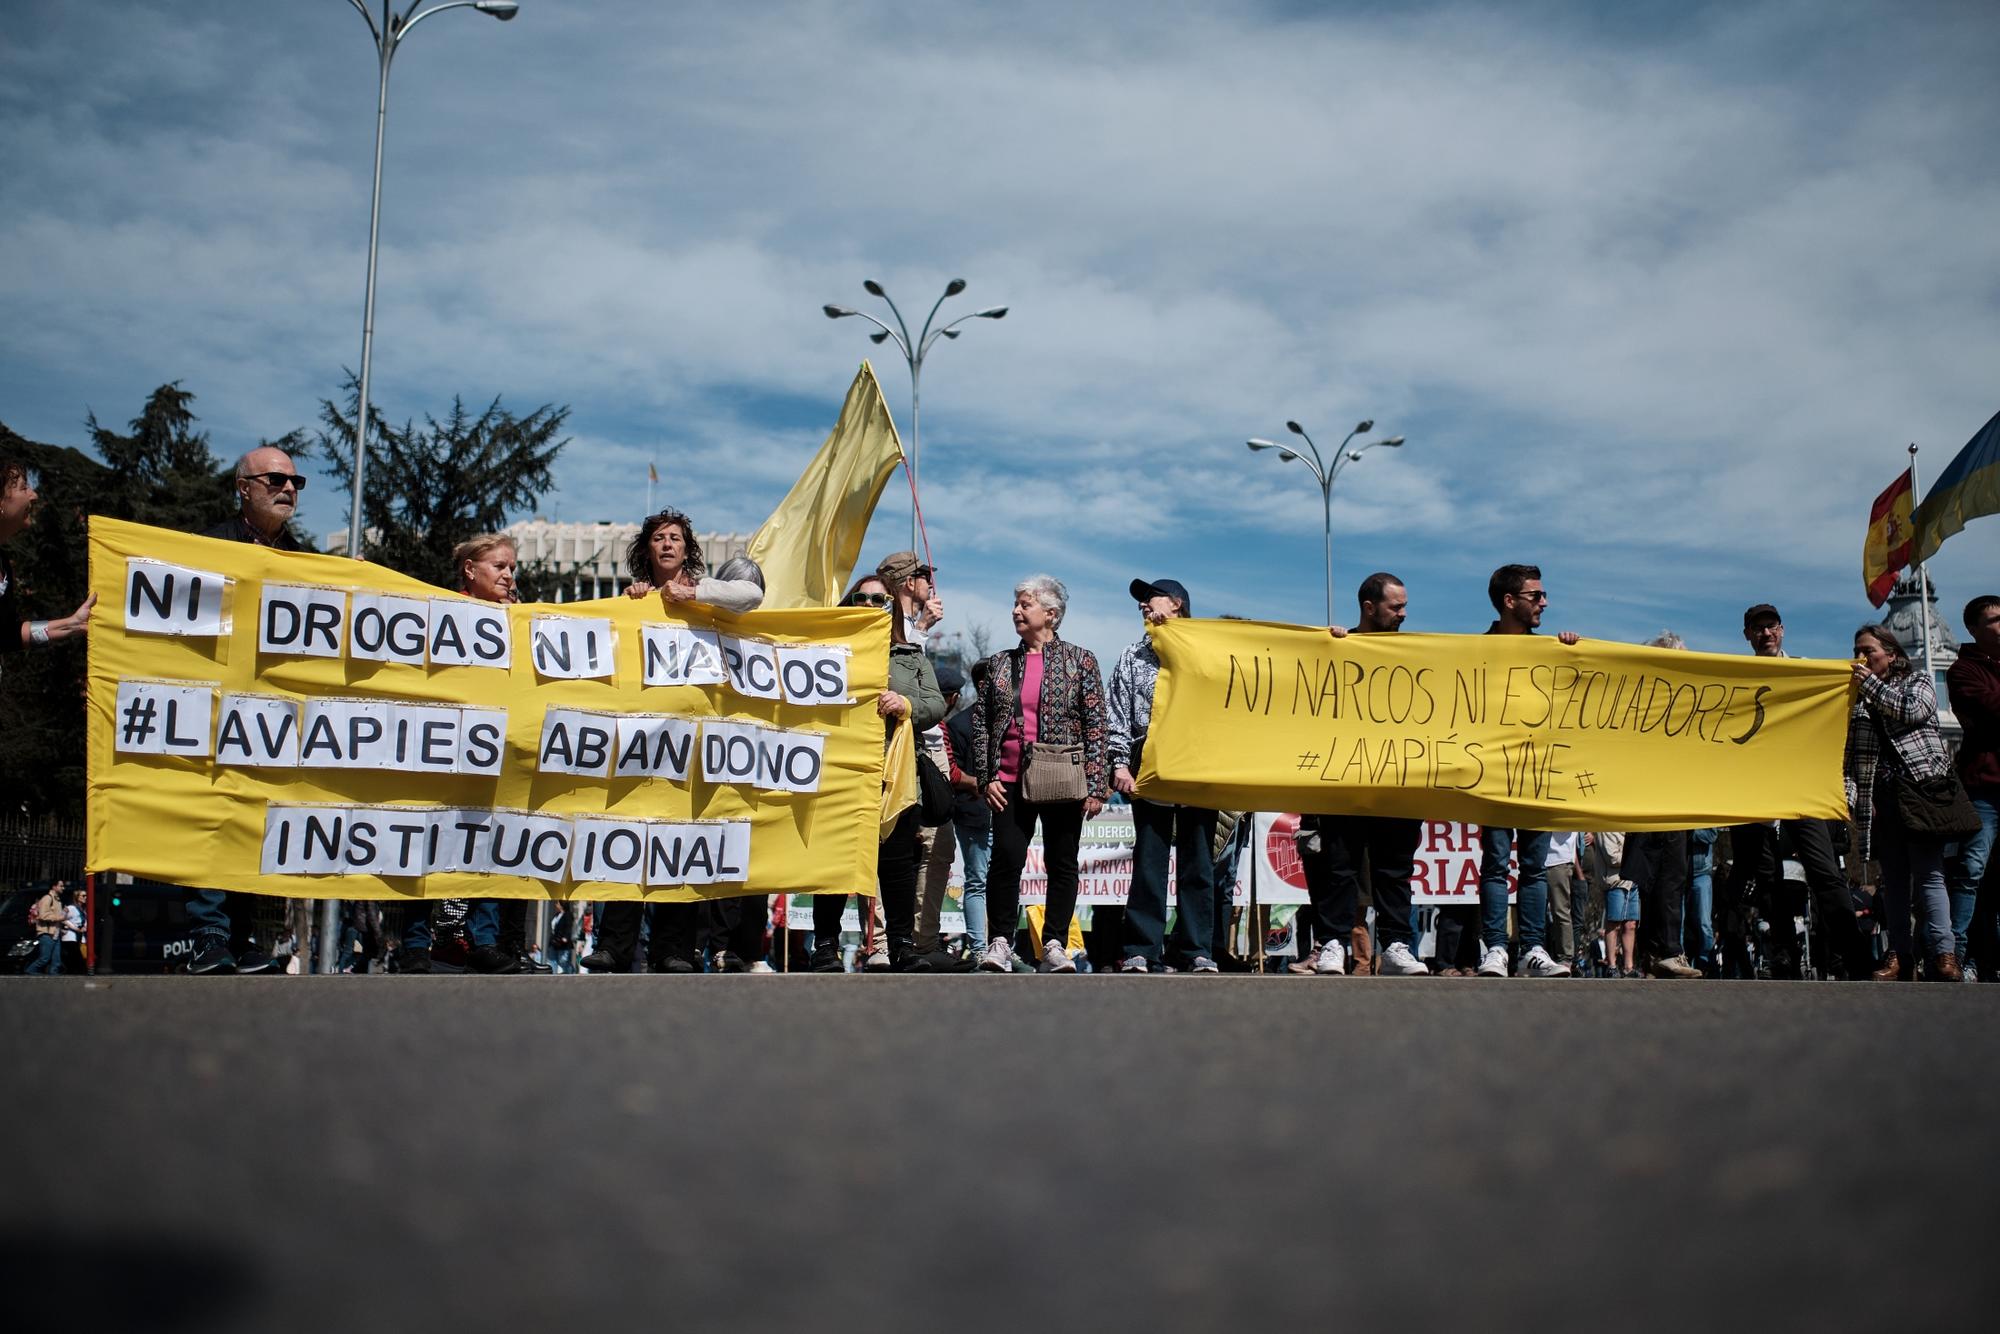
[1110,576,1219,972]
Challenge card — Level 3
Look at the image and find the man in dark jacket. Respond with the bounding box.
[183,445,311,973]
[1946,594,2000,978]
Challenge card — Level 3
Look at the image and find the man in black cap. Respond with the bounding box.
[1723,602,1870,978]
[1111,576,1220,972]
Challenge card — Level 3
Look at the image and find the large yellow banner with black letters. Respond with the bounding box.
[84,518,888,901]
[1135,620,1854,831]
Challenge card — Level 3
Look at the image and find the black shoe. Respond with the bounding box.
[188,940,237,975]
[399,948,433,974]
[514,952,554,975]
[715,951,749,973]
[656,956,697,974]
[579,949,621,973]
[468,944,521,975]
[235,949,278,975]
[810,942,843,973]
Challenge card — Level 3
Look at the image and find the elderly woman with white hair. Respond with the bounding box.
[970,574,1109,973]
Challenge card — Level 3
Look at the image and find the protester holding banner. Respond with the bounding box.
[1847,623,1961,981]
[1475,564,1577,978]
[1944,594,2000,980]
[972,574,1108,974]
[1627,633,1703,980]
[1110,576,1218,974]
[0,456,96,657]
[1725,604,1870,981]
[702,557,780,972]
[811,573,944,972]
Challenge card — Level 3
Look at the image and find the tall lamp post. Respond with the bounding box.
[343,0,520,561]
[332,0,518,976]
[823,279,1007,547]
[1247,419,1405,625]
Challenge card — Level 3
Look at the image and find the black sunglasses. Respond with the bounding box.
[247,472,306,492]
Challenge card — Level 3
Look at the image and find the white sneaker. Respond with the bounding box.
[1190,956,1220,974]
[977,938,1014,973]
[1476,945,1510,977]
[1118,955,1150,974]
[1310,940,1348,975]
[1039,940,1077,973]
[1516,945,1572,978]
[864,943,891,971]
[747,960,776,974]
[1377,941,1429,976]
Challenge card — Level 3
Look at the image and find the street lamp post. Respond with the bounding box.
[332,0,517,976]
[1246,419,1405,626]
[823,279,1007,548]
[343,0,519,562]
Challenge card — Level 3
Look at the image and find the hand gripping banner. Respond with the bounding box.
[85,518,888,902]
[1134,620,1853,832]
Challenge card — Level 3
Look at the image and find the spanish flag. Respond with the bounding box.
[1864,468,1914,606]
[1912,407,2000,566]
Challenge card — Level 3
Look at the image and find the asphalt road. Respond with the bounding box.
[5,974,1996,1332]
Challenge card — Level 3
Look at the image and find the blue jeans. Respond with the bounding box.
[1686,828,1718,965]
[467,900,501,948]
[954,820,992,950]
[1876,788,1955,960]
[1947,796,1998,961]
[1120,797,1219,966]
[1479,826,1551,953]
[186,888,231,943]
[26,935,62,974]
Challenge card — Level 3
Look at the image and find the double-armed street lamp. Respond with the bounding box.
[342,0,520,562]
[330,0,518,975]
[1246,419,1406,626]
[824,279,1007,547]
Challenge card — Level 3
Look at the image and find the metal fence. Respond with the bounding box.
[0,814,86,892]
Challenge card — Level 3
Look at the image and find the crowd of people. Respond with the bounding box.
[5,443,1998,983]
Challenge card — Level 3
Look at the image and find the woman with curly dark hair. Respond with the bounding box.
[621,507,762,612]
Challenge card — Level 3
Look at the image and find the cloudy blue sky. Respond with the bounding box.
[4,0,1998,669]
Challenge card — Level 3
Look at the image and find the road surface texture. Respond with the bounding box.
[4,974,1995,1332]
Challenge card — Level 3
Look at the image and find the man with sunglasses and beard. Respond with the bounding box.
[181,446,311,974]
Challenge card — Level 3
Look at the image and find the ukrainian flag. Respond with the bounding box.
[1913,407,2000,564]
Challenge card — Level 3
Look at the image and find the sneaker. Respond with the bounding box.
[977,938,1015,973]
[1475,945,1510,978]
[1285,957,1316,975]
[235,949,278,975]
[1190,956,1220,974]
[187,939,236,975]
[864,944,892,972]
[1960,959,1979,984]
[1039,941,1077,974]
[809,942,843,973]
[715,951,749,973]
[1647,954,1702,980]
[747,960,776,974]
[1310,940,1347,975]
[1377,941,1429,976]
[468,944,521,975]
[579,949,621,973]
[1516,945,1572,978]
[1118,955,1151,974]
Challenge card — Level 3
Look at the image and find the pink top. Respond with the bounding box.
[997,650,1044,783]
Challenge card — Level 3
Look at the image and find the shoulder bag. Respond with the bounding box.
[1012,649,1087,804]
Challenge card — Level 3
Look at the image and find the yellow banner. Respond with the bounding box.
[85,517,888,902]
[1135,620,1853,831]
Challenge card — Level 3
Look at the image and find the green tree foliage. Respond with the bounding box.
[1,385,301,818]
[310,373,569,591]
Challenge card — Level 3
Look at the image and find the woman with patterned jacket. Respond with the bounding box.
[970,574,1108,974]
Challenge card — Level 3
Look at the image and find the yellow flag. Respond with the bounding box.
[880,717,918,838]
[749,362,907,609]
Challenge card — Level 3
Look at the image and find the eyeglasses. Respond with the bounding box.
[849,592,892,607]
[248,472,306,492]
[1511,590,1548,603]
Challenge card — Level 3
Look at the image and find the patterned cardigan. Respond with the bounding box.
[1844,668,1952,862]
[970,635,1110,801]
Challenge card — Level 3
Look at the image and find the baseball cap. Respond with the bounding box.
[1130,577,1193,617]
[933,661,965,695]
[1743,603,1782,628]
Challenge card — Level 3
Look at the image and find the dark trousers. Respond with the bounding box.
[986,783,1085,948]
[596,900,698,970]
[815,807,921,948]
[1120,797,1218,966]
[1305,815,1421,949]
[1726,819,1866,977]
[704,895,768,964]
[1433,903,1480,969]
[1627,830,1688,963]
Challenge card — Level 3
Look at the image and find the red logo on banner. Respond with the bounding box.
[1264,813,1308,890]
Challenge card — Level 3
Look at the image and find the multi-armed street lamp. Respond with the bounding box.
[1246,419,1406,626]
[330,0,517,976]
[342,0,520,562]
[824,279,1007,546]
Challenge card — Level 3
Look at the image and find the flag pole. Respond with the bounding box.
[1910,442,1936,682]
